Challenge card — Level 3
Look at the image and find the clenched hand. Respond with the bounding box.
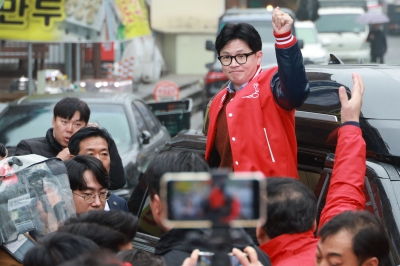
[272,7,293,35]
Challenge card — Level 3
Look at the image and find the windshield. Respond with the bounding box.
[315,14,365,33]
[220,21,275,43]
[0,104,132,154]
[296,27,318,44]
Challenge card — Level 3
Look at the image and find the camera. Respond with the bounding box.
[160,171,266,266]
[160,171,266,228]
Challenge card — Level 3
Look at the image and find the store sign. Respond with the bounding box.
[153,80,180,102]
[0,0,151,42]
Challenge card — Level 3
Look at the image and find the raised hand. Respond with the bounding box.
[272,7,293,34]
[339,73,364,124]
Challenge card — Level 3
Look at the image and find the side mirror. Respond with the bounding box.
[141,130,151,145]
[205,62,213,69]
[205,40,215,51]
[297,39,304,49]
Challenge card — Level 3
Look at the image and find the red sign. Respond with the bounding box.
[153,80,180,102]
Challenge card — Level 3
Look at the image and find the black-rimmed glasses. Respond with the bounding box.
[73,191,111,204]
[218,52,255,66]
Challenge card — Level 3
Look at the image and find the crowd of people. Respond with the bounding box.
[0,7,391,266]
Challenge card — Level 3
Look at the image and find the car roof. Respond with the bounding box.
[9,92,141,106]
[294,21,316,28]
[318,7,365,14]
[221,7,295,22]
[305,64,400,120]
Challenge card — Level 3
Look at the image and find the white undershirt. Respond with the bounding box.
[104,201,110,211]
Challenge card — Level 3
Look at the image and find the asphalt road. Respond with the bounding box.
[385,35,400,64]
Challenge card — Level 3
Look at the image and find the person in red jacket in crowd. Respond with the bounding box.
[257,73,389,265]
[204,7,309,179]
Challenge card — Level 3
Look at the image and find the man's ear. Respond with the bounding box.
[256,221,269,245]
[312,219,317,233]
[52,116,56,127]
[149,194,162,215]
[256,50,263,66]
[361,257,379,266]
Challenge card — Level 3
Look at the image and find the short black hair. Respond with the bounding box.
[319,211,390,266]
[117,249,166,266]
[53,97,90,124]
[262,177,317,239]
[0,143,6,158]
[59,249,124,266]
[58,223,127,253]
[145,151,210,199]
[215,23,262,56]
[23,232,99,266]
[68,127,112,156]
[60,210,138,251]
[64,155,110,191]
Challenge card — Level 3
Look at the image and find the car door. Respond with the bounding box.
[131,100,166,168]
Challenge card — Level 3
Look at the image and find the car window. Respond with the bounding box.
[131,102,149,134]
[219,21,275,43]
[88,104,133,154]
[296,27,318,44]
[0,104,133,154]
[133,101,161,135]
[316,14,365,33]
[0,105,53,147]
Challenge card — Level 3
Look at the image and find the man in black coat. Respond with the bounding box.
[15,97,125,190]
[16,97,90,160]
[144,151,271,266]
[68,126,126,193]
[367,24,387,63]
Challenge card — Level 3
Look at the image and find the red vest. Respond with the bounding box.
[205,66,299,179]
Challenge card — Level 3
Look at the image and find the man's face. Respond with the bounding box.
[220,39,262,89]
[73,170,107,214]
[52,111,86,148]
[316,230,360,266]
[78,136,110,172]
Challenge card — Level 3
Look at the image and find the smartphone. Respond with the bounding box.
[197,251,245,266]
[160,171,266,228]
[2,234,36,263]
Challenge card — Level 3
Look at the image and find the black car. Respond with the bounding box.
[0,93,171,199]
[134,64,400,265]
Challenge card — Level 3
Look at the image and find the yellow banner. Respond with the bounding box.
[0,0,151,42]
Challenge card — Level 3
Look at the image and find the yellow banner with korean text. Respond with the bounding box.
[0,0,151,42]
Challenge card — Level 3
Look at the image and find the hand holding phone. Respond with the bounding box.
[182,249,200,266]
[181,247,263,266]
[232,247,263,266]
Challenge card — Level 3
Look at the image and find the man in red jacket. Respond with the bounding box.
[257,73,389,265]
[205,7,309,179]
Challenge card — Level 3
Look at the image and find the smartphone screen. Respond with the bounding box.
[162,172,265,228]
[196,251,243,266]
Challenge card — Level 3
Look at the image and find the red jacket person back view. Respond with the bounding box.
[205,7,309,179]
[257,73,390,265]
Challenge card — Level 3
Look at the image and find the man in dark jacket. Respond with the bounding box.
[15,97,90,161]
[366,24,387,63]
[65,155,128,213]
[68,126,126,191]
[15,97,125,190]
[144,151,271,266]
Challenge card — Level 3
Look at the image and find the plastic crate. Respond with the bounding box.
[147,98,193,137]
